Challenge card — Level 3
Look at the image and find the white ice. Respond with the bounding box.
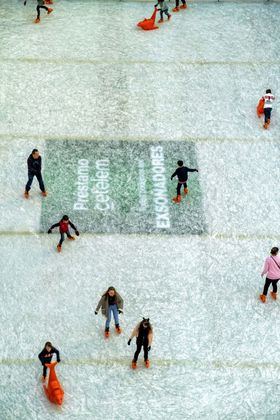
[0,0,280,419]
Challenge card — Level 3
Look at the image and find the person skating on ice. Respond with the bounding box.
[260,247,280,303]
[95,287,124,338]
[24,149,47,199]
[261,89,275,129]
[38,341,60,382]
[128,318,153,369]
[172,0,187,12]
[171,160,198,203]
[154,0,171,23]
[48,215,79,253]
[24,0,53,24]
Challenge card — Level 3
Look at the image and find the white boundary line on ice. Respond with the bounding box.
[1,57,280,66]
[0,358,279,369]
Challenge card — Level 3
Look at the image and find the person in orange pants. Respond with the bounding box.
[24,0,53,24]
[173,0,187,12]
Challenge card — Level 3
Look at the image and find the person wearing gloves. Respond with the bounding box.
[38,341,60,382]
[95,287,124,338]
[128,318,153,369]
[48,215,80,252]
[260,247,280,303]
[154,0,171,23]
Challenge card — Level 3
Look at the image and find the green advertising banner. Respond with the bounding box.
[41,140,206,235]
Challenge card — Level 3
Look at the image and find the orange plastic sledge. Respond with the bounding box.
[137,8,158,31]
[257,98,264,118]
[43,362,64,406]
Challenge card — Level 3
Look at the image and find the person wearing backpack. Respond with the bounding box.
[260,247,280,303]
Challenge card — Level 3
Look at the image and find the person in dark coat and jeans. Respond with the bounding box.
[24,149,47,199]
[38,341,60,382]
[171,160,198,203]
[95,287,124,338]
[48,215,79,252]
[128,318,153,369]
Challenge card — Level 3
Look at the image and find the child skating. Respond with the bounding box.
[24,149,47,199]
[48,215,80,252]
[154,0,171,23]
[260,89,275,129]
[38,341,60,382]
[95,287,124,338]
[260,247,280,303]
[128,318,153,369]
[171,160,198,203]
[24,0,53,24]
[172,0,187,12]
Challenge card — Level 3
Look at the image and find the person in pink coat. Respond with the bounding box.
[260,247,280,303]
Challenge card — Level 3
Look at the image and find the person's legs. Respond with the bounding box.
[35,173,46,193]
[59,233,65,246]
[133,341,142,362]
[105,306,112,329]
[43,365,47,378]
[143,343,149,361]
[272,280,279,293]
[262,278,272,296]
[25,173,34,192]
[264,108,272,124]
[176,183,182,196]
[111,304,120,326]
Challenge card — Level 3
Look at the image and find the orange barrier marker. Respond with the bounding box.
[256,98,264,118]
[43,362,64,406]
[137,8,158,31]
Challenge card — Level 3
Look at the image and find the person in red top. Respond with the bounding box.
[48,215,79,252]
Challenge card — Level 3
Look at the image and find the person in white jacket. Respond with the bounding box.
[261,89,275,129]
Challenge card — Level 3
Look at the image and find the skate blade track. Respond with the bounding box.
[0,231,280,241]
[0,132,276,145]
[1,57,280,67]
[0,357,279,370]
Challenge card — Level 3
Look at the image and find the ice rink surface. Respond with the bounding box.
[0,0,280,419]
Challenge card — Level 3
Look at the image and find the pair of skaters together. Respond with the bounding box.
[154,0,187,24]
[38,290,152,378]
[23,0,54,24]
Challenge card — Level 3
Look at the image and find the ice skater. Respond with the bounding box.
[128,318,153,369]
[261,89,275,129]
[171,160,198,203]
[260,247,280,303]
[24,149,47,199]
[95,287,124,338]
[24,0,53,24]
[154,0,171,23]
[172,0,187,12]
[48,215,80,252]
[38,341,60,382]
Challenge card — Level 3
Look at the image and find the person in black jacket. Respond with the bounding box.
[48,215,80,252]
[38,341,60,381]
[24,149,47,199]
[171,160,198,203]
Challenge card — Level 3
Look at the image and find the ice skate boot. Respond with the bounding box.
[270,292,277,300]
[41,191,47,197]
[172,6,180,12]
[24,191,29,199]
[115,324,122,334]
[131,361,137,369]
[145,360,150,368]
[47,8,53,14]
[172,195,181,204]
[67,236,75,240]
[105,328,110,338]
[263,122,269,129]
[57,244,62,253]
[34,18,40,23]
[168,14,171,20]
[184,187,189,195]
[180,3,187,8]
[158,18,164,23]
[259,294,266,303]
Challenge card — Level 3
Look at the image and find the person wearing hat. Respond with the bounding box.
[260,247,280,303]
[48,215,79,252]
[128,318,153,369]
[95,287,124,338]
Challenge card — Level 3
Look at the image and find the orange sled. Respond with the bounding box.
[43,362,64,406]
[256,98,264,118]
[137,8,158,31]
